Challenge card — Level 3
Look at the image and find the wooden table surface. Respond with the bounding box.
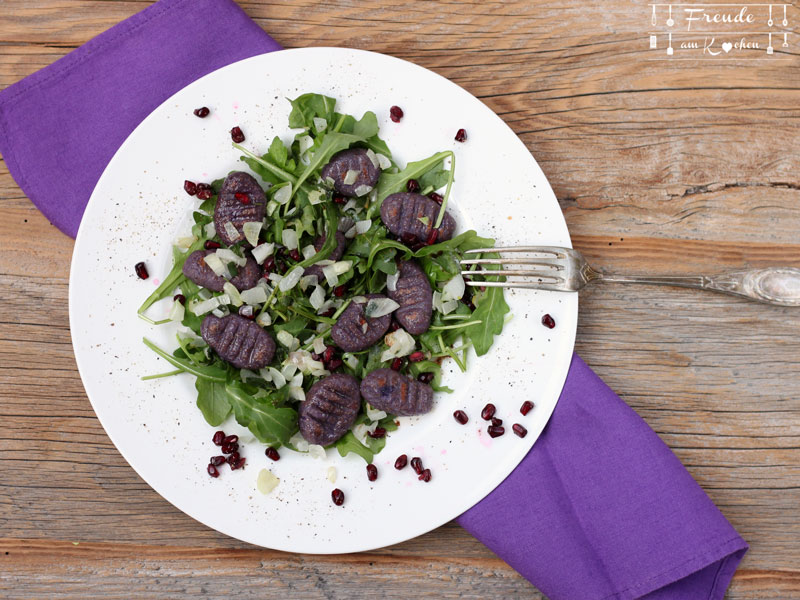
[1,1,799,598]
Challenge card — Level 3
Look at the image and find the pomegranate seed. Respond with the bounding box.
[327,358,343,370]
[395,455,408,470]
[388,320,401,332]
[520,400,534,415]
[223,435,239,445]
[196,188,213,200]
[429,192,443,204]
[481,404,496,420]
[410,457,423,475]
[230,126,245,143]
[389,105,404,122]
[408,351,425,363]
[230,457,246,470]
[204,240,221,250]
[542,314,556,329]
[184,180,198,196]
[262,256,276,273]
[367,427,386,439]
[226,451,240,465]
[417,372,434,384]
[221,442,239,455]
[210,455,225,466]
[322,346,335,362]
[238,305,255,319]
[333,285,347,297]
[134,262,149,280]
[234,192,250,204]
[193,107,210,118]
[492,418,503,427]
[289,249,302,261]
[212,431,225,446]
[366,464,378,481]
[196,182,212,193]
[426,228,439,246]
[455,128,467,142]
[453,410,468,424]
[265,447,280,461]
[333,195,346,204]
[488,425,505,438]
[513,424,528,438]
[321,308,336,318]
[173,293,186,305]
[406,179,420,193]
[207,464,219,477]
[418,469,432,482]
[390,357,405,371]
[331,488,345,506]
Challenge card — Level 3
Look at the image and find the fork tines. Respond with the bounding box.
[459,246,567,289]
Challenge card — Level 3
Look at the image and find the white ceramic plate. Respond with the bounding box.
[69,48,577,553]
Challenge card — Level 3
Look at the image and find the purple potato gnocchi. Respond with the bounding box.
[182,250,261,292]
[360,368,434,416]
[320,147,381,198]
[330,293,392,352]
[201,314,276,370]
[214,171,266,246]
[380,192,455,246]
[387,260,432,335]
[298,373,361,446]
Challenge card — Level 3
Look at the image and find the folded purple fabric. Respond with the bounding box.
[0,1,747,598]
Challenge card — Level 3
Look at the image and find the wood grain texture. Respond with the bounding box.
[1,0,799,598]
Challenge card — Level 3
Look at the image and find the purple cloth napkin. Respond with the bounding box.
[0,1,748,598]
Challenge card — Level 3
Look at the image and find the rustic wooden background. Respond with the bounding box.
[1,1,799,598]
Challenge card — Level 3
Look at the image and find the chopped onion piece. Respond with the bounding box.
[257,468,280,495]
[327,466,337,483]
[351,295,367,304]
[288,386,305,401]
[310,285,326,310]
[302,244,316,260]
[290,431,309,452]
[376,153,392,169]
[190,296,220,316]
[355,219,372,234]
[321,264,339,286]
[354,184,373,197]
[268,366,286,388]
[333,260,352,275]
[282,363,298,380]
[276,330,298,351]
[223,221,241,243]
[298,135,314,154]
[279,266,304,291]
[365,297,399,318]
[299,274,318,291]
[365,148,379,169]
[343,169,359,185]
[352,423,371,445]
[344,225,357,239]
[441,299,459,315]
[204,222,216,239]
[239,305,255,319]
[168,299,185,322]
[202,253,227,277]
[313,337,327,355]
[251,242,275,265]
[243,221,262,246]
[267,200,279,216]
[387,271,399,292]
[324,176,335,187]
[176,236,196,250]
[211,307,226,317]
[343,353,358,370]
[308,445,326,459]
[290,373,303,388]
[316,299,336,315]
[361,322,368,334]
[366,403,387,422]
[273,184,292,205]
[313,117,327,133]
[342,199,358,213]
[223,282,243,307]
[380,329,416,362]
[281,229,298,250]
[240,369,260,382]
[307,189,325,205]
[256,311,272,327]
[216,248,247,267]
[442,274,466,302]
[240,286,267,305]
[268,272,284,284]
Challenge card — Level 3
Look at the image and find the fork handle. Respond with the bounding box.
[599,267,800,307]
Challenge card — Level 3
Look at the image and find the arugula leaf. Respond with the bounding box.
[226,384,298,445]
[335,431,374,463]
[142,338,227,382]
[195,379,231,426]
[353,111,379,138]
[268,136,288,167]
[464,282,510,356]
[374,151,453,205]
[288,93,337,129]
[414,230,495,257]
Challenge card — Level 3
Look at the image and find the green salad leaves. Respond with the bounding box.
[139,93,509,463]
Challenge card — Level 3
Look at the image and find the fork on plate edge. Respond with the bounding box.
[460,246,800,307]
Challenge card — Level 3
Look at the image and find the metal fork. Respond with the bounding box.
[460,246,800,307]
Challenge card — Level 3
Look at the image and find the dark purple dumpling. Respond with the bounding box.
[330,294,391,352]
[214,171,266,247]
[201,314,276,369]
[360,368,434,416]
[304,230,347,282]
[298,373,361,446]
[380,192,455,246]
[387,260,432,335]
[182,250,261,292]
[320,148,381,198]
